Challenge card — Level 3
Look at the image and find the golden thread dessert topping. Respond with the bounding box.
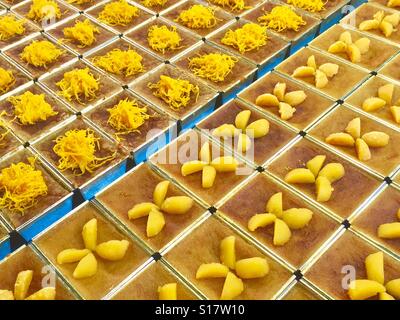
[92,48,145,77]
[148,75,199,110]
[53,128,116,175]
[175,5,220,29]
[286,0,326,13]
[128,180,193,237]
[328,31,371,63]
[248,192,313,246]
[188,52,238,82]
[141,0,168,7]
[107,98,150,139]
[26,0,62,22]
[56,67,99,104]
[0,157,48,214]
[98,0,139,26]
[0,67,15,94]
[387,0,400,7]
[147,25,182,54]
[257,5,306,32]
[221,23,268,54]
[20,40,64,68]
[7,91,58,125]
[0,15,25,41]
[358,10,400,38]
[210,0,251,12]
[63,19,100,48]
[57,218,130,279]
[67,0,93,4]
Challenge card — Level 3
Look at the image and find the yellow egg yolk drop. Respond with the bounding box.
[20,40,64,68]
[287,0,326,13]
[53,129,116,175]
[63,19,100,48]
[148,75,199,110]
[98,0,139,26]
[26,0,62,22]
[257,5,306,32]
[0,157,48,214]
[0,67,15,94]
[147,25,182,54]
[188,52,238,82]
[221,23,268,54]
[0,15,25,41]
[175,5,220,29]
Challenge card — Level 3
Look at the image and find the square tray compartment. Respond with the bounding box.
[0,55,31,95]
[40,59,121,112]
[110,259,198,299]
[149,129,254,206]
[379,53,400,83]
[164,215,293,300]
[0,245,77,299]
[96,162,207,252]
[31,117,129,200]
[85,38,162,86]
[208,19,289,77]
[276,46,369,100]
[218,173,339,269]
[33,201,150,299]
[238,71,337,131]
[266,138,382,219]
[130,64,218,131]
[310,24,399,71]
[197,99,297,166]
[305,229,400,300]
[282,281,323,300]
[309,104,400,177]
[0,82,73,143]
[172,42,257,104]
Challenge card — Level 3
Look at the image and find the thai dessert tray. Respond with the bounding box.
[0,0,399,302]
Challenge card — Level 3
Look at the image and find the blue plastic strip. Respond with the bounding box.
[0,238,10,260]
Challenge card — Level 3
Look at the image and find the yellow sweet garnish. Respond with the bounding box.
[107,98,150,139]
[20,40,64,68]
[257,6,306,32]
[63,19,99,48]
[67,0,93,4]
[0,15,25,41]
[26,0,62,22]
[98,0,139,26]
[53,129,116,175]
[0,67,15,94]
[175,5,220,29]
[56,67,99,104]
[91,48,145,77]
[0,112,10,146]
[141,0,167,7]
[286,0,326,13]
[147,25,182,54]
[7,91,58,125]
[221,23,268,54]
[189,53,238,82]
[210,0,250,12]
[0,157,48,214]
[148,75,199,110]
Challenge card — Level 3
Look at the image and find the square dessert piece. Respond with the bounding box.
[0,245,76,299]
[162,0,235,38]
[13,0,76,28]
[380,54,400,83]
[149,129,254,206]
[33,202,150,299]
[111,260,198,299]
[165,216,293,299]
[86,0,152,34]
[345,75,400,129]
[0,56,31,94]
[351,185,400,257]
[131,64,218,125]
[282,281,323,300]
[0,12,40,50]
[86,38,162,86]
[0,147,70,230]
[282,0,349,20]
[3,33,76,79]
[131,0,184,14]
[275,47,369,100]
[83,89,171,152]
[309,105,400,177]
[125,18,201,61]
[305,230,400,300]
[341,3,400,45]
[206,0,262,16]
[310,24,398,71]
[31,117,128,191]
[208,19,289,68]
[218,173,339,268]
[46,15,116,56]
[0,82,73,143]
[96,162,207,252]
[238,71,336,131]
[40,59,121,112]
[267,138,382,218]
[197,99,297,166]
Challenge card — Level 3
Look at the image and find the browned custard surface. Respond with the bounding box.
[283,283,322,300]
